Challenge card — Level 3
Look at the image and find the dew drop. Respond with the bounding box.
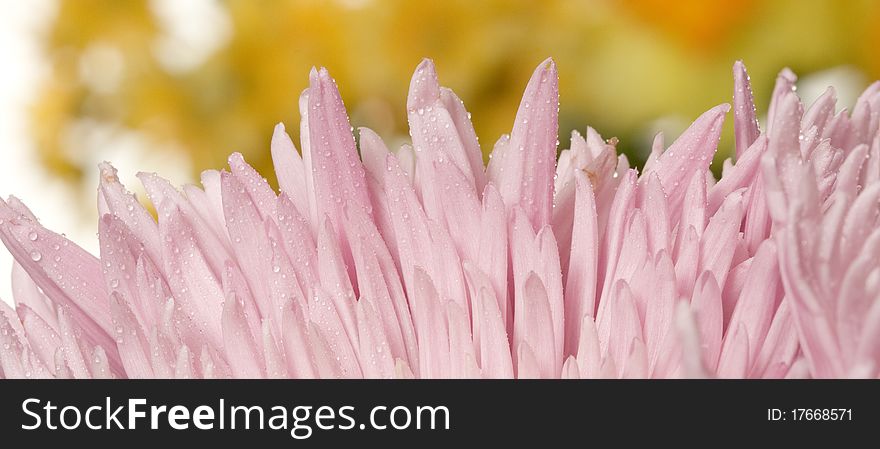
[27,231,38,241]
[29,251,42,262]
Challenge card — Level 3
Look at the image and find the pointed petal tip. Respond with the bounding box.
[228,151,245,164]
[416,57,436,73]
[98,162,119,184]
[408,58,441,110]
[779,67,797,83]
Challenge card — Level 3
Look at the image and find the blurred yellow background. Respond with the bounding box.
[2,0,880,301]
[33,0,880,183]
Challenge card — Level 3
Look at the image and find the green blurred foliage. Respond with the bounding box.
[31,0,880,186]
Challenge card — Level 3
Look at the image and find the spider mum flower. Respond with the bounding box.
[1,60,878,379]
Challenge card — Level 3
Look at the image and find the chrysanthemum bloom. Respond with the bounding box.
[1,59,878,379]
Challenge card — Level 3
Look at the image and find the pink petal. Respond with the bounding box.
[563,172,598,356]
[473,284,513,378]
[270,123,310,218]
[98,162,161,264]
[487,58,559,231]
[691,271,723,371]
[515,273,557,378]
[723,240,780,365]
[356,296,395,379]
[732,61,760,157]
[406,59,485,198]
[645,104,729,215]
[0,202,121,369]
[228,152,277,219]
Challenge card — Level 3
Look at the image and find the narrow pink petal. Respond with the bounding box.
[766,68,798,133]
[440,86,487,192]
[275,194,319,294]
[675,301,707,378]
[732,61,760,157]
[316,218,358,344]
[383,153,434,296]
[767,91,805,194]
[270,123,310,218]
[838,228,880,356]
[0,203,120,368]
[432,156,482,265]
[305,66,371,235]
[280,301,316,379]
[802,87,837,137]
[359,127,391,186]
[220,292,263,378]
[99,214,157,326]
[607,280,642,378]
[477,183,509,326]
[751,300,799,378]
[411,267,450,378]
[356,296,395,379]
[596,170,637,315]
[699,189,745,290]
[678,171,708,253]
[474,284,513,378]
[18,304,60,371]
[717,322,750,378]
[12,262,56,329]
[110,292,153,378]
[691,271,723,371]
[723,241,780,365]
[707,136,766,214]
[645,251,676,374]
[487,58,559,231]
[56,307,91,379]
[221,171,275,318]
[98,162,161,264]
[575,316,602,379]
[743,174,771,256]
[407,59,484,198]
[159,206,224,349]
[264,220,307,337]
[564,172,598,356]
[260,321,286,378]
[0,310,27,378]
[606,211,648,318]
[228,152,277,219]
[140,172,232,279]
[855,292,880,377]
[640,172,670,256]
[645,104,729,215]
[446,300,477,379]
[673,226,700,299]
[309,287,361,378]
[344,205,415,368]
[308,322,346,379]
[515,273,558,378]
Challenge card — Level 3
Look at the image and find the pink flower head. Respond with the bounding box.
[0,59,878,379]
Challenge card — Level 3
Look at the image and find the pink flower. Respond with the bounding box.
[0,59,878,379]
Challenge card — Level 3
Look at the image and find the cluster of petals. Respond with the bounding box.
[1,58,878,379]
